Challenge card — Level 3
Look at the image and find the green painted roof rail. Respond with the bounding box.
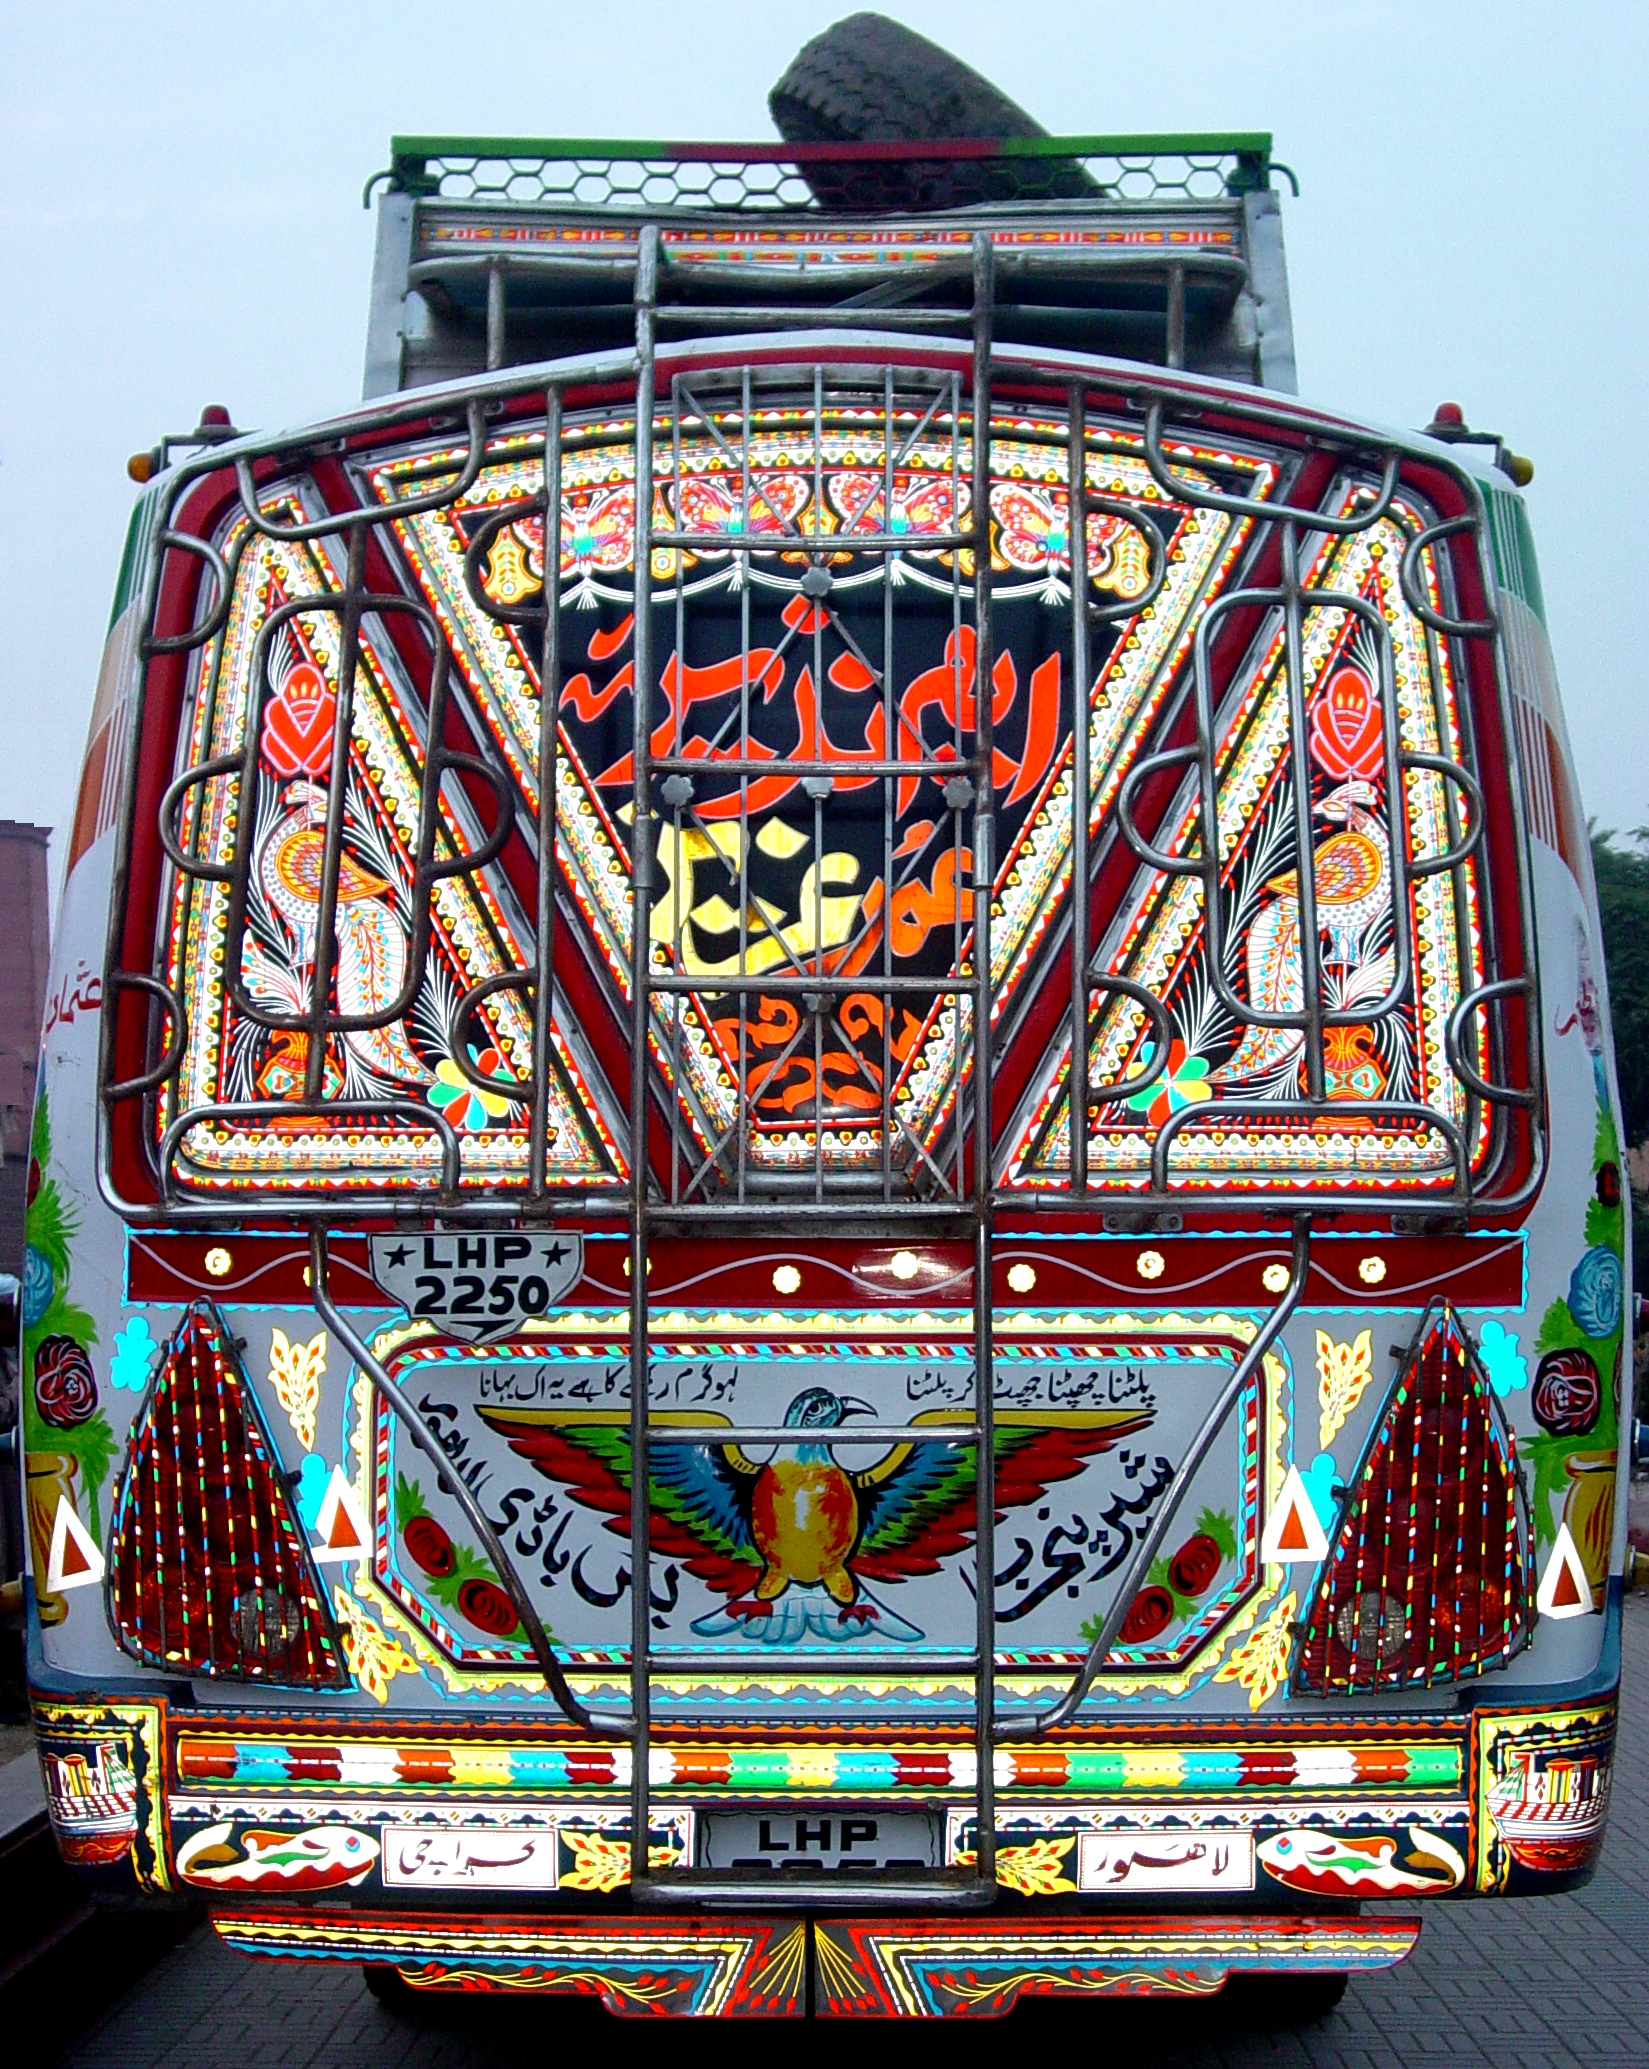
[368,132,1289,209]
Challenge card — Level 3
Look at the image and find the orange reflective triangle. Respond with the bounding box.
[311,1466,369,1563]
[1261,1463,1330,1564]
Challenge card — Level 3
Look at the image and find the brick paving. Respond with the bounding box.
[57,1595,1649,2065]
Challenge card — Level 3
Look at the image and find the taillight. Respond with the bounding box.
[1293,1302,1534,1694]
[108,1303,346,1687]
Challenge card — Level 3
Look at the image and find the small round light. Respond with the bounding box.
[772,1265,801,1294]
[1261,1262,1290,1294]
[204,1246,232,1279]
[1359,1254,1388,1286]
[1006,1262,1037,1294]
[889,1250,921,1283]
[1136,1249,1166,1281]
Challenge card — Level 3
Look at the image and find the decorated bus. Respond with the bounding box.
[20,22,1630,2022]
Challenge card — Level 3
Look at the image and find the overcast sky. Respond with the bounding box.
[3,1,1645,909]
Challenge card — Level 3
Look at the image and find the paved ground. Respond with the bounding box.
[52,1595,1649,2066]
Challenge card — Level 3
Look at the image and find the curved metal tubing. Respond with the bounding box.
[997,1214,1311,1740]
[1080,973,1173,1107]
[159,1096,463,1203]
[461,492,549,626]
[233,401,490,543]
[1399,514,1497,639]
[144,530,234,657]
[102,973,187,1101]
[1142,400,1401,533]
[1084,496,1169,625]
[307,1228,627,1737]
[1150,1092,1470,1204]
[1446,976,1540,1110]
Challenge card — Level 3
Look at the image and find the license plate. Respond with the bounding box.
[701,1810,941,1873]
[369,1232,583,1341]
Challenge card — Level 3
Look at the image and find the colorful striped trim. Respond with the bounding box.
[174,1735,1462,1795]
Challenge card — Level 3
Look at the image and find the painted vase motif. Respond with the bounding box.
[25,1451,78,1626]
[1560,1452,1616,1611]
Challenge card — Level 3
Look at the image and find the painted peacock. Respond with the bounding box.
[1217,779,1392,1085]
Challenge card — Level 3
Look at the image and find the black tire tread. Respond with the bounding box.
[768,13,1091,210]
[769,12,1047,147]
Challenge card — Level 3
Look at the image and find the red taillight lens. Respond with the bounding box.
[1293,1303,1534,1695]
[109,1304,346,1686]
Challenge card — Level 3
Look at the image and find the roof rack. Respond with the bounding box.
[368,132,1291,213]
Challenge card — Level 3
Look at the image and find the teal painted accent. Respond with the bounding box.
[1405,1744,1462,1786]
[1063,1751,1131,1788]
[232,1745,291,1785]
[512,1749,574,1785]
[1179,1751,1246,1785]
[1485,486,1548,629]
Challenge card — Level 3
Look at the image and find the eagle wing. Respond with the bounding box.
[475,1407,762,1596]
[851,1408,1154,1583]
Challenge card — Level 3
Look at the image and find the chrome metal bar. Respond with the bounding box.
[307,1227,625,1734]
[1068,383,1090,1195]
[996,1214,1311,1740]
[969,229,998,1892]
[628,223,661,1895]
[531,386,562,1198]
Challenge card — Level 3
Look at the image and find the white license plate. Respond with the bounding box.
[701,1810,941,1872]
[369,1232,583,1341]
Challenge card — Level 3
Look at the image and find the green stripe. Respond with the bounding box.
[1485,485,1547,630]
[390,131,1272,165]
[108,487,161,634]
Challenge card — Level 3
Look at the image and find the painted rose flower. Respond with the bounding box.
[34,1335,98,1429]
[428,1046,515,1134]
[1530,1348,1601,1438]
[1124,1039,1212,1129]
[1119,1586,1175,1645]
[457,1577,520,1638]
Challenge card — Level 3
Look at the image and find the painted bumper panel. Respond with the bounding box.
[210,1907,1419,2017]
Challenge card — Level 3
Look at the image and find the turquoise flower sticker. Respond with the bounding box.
[110,1315,156,1392]
[1123,1039,1212,1128]
[1301,1451,1340,1532]
[296,1453,330,1532]
[1478,1319,1529,1398]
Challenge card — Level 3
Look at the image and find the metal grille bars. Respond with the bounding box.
[370,133,1286,212]
[98,352,1542,1225]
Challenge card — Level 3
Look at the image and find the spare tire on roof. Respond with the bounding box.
[769,12,1094,210]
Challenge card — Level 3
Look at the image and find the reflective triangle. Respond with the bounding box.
[311,1467,369,1563]
[1536,1522,1595,1619]
[46,1496,105,1593]
[1261,1463,1330,1563]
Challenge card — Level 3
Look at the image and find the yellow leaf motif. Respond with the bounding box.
[268,1328,327,1452]
[950,1837,1077,1896]
[332,1588,419,1705]
[993,1837,1077,1896]
[558,1828,674,1892]
[1316,1328,1374,1450]
[1214,1590,1298,1711]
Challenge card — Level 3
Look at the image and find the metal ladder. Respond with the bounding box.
[622,227,1001,1905]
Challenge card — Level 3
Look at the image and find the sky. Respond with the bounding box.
[3,1,1646,911]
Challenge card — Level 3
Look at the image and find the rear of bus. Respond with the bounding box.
[20,135,1628,2018]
